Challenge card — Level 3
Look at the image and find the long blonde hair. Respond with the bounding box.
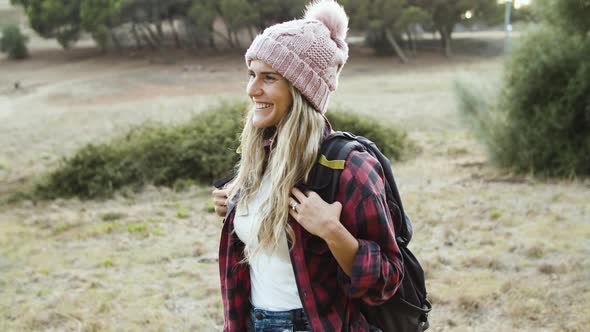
[229,85,325,260]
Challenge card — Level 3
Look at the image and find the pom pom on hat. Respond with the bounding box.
[304,0,348,40]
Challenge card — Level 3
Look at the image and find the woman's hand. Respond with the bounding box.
[212,187,231,218]
[290,187,359,276]
[289,187,342,240]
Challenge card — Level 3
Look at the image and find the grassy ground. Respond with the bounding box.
[1,37,589,331]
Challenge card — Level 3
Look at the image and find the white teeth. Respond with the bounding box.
[255,103,272,109]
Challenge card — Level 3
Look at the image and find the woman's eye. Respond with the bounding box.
[264,75,276,82]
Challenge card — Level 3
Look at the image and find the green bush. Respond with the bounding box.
[32,101,412,200]
[499,28,590,176]
[34,101,245,199]
[534,0,590,36]
[0,25,29,59]
[456,25,590,177]
[455,0,590,177]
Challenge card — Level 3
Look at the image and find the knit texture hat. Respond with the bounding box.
[245,0,349,114]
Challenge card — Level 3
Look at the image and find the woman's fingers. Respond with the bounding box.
[288,207,298,219]
[212,188,229,199]
[215,205,228,217]
[290,187,308,201]
[211,187,230,217]
[214,197,227,207]
[289,188,322,217]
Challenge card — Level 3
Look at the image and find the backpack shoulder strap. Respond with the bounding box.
[304,131,413,246]
[352,135,413,245]
[300,131,363,203]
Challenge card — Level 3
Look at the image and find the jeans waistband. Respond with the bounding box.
[249,307,310,331]
[251,307,307,322]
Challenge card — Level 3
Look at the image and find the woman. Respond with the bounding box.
[212,1,403,331]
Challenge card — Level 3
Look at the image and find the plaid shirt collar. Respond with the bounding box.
[262,127,276,152]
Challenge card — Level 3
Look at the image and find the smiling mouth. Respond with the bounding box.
[255,102,273,110]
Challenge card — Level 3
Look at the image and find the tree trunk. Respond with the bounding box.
[226,27,235,49]
[214,29,234,49]
[232,31,241,49]
[109,28,122,53]
[169,17,181,48]
[131,23,143,49]
[143,23,162,49]
[181,18,198,50]
[408,29,417,56]
[230,31,236,49]
[209,31,217,51]
[385,28,408,63]
[440,27,452,57]
[139,24,157,49]
[156,21,164,41]
[405,29,415,57]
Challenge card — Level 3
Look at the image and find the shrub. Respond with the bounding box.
[534,0,590,36]
[32,101,412,200]
[0,25,29,59]
[34,100,245,199]
[455,1,590,177]
[498,28,590,176]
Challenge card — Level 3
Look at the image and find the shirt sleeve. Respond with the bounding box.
[334,150,404,305]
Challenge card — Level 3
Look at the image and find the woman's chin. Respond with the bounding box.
[252,114,274,129]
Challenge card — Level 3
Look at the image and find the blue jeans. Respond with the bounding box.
[246,307,311,332]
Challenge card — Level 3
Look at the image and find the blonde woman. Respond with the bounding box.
[211,1,403,331]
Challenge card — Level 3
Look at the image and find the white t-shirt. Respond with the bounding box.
[234,173,303,311]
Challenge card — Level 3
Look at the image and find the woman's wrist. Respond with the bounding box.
[322,219,351,247]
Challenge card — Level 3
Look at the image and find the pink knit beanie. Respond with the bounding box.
[245,0,349,114]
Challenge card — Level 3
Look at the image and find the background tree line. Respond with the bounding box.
[9,0,514,58]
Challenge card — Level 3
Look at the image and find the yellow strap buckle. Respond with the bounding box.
[318,155,345,170]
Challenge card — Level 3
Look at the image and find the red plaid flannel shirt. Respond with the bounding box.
[218,128,404,332]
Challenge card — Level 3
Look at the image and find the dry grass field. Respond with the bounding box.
[1,34,589,331]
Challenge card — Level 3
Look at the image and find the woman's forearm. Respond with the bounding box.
[323,221,359,277]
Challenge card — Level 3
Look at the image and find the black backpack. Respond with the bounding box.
[300,131,432,332]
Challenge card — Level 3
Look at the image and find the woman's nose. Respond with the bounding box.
[246,80,262,97]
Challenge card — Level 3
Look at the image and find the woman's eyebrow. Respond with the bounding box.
[248,69,280,75]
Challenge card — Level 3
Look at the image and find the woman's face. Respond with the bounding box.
[246,60,293,129]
